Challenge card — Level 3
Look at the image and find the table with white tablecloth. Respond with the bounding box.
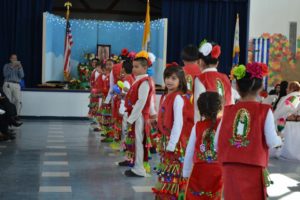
[281,121,300,161]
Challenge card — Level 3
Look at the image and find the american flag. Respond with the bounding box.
[63,20,73,80]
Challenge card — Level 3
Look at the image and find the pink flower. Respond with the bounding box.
[246,62,263,79]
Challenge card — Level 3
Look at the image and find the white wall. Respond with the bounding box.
[21,91,162,117]
[21,91,90,117]
[249,0,300,38]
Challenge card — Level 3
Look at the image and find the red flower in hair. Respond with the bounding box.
[121,48,129,56]
[127,51,136,60]
[246,62,263,79]
[211,45,221,59]
[259,63,269,76]
[166,62,179,68]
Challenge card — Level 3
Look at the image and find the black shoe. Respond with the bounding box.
[118,160,131,167]
[93,127,101,132]
[124,170,144,177]
[11,120,23,127]
[7,130,16,136]
[15,116,21,121]
[150,147,157,154]
[90,122,97,125]
[7,133,16,140]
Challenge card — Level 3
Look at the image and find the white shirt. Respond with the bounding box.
[262,94,278,105]
[194,68,235,122]
[104,71,114,104]
[274,91,300,122]
[127,74,150,124]
[214,109,282,151]
[162,95,184,152]
[183,125,196,178]
[119,80,131,115]
[95,71,100,80]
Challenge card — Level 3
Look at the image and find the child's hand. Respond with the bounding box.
[150,119,157,127]
[123,87,129,92]
[277,132,284,139]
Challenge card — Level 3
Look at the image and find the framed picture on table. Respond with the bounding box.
[97,44,111,62]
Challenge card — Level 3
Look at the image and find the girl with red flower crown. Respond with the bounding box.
[194,40,233,122]
[215,63,282,200]
[152,64,194,200]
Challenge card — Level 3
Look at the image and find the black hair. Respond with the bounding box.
[91,58,99,62]
[163,65,187,93]
[133,57,148,68]
[198,42,219,66]
[273,81,288,110]
[181,45,199,62]
[100,61,106,69]
[236,72,263,98]
[197,91,223,132]
[268,89,277,95]
[106,58,115,64]
[122,59,133,74]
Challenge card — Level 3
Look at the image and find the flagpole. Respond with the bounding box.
[142,0,150,52]
[64,1,72,81]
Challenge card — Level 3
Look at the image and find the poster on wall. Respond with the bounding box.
[249,33,300,87]
[97,44,111,62]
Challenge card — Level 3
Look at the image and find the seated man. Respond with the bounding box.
[0,89,22,141]
[0,102,13,141]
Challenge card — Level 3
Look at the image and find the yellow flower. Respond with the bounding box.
[232,64,246,80]
[135,50,149,59]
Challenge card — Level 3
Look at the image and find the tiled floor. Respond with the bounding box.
[0,119,299,200]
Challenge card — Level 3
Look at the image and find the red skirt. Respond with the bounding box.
[185,162,223,200]
[222,163,266,200]
[112,96,122,140]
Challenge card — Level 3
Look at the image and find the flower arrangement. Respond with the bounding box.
[68,78,81,89]
[231,62,268,80]
[199,39,221,59]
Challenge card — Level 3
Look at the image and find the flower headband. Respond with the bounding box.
[166,62,179,68]
[231,62,268,80]
[121,48,129,56]
[135,50,156,66]
[109,54,121,63]
[199,39,221,59]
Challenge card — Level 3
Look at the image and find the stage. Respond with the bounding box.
[21,88,162,118]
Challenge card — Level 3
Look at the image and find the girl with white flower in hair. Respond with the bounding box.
[194,40,233,122]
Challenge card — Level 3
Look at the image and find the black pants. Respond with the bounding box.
[0,97,17,133]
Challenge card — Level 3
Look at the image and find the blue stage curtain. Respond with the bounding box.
[162,0,249,75]
[0,0,52,87]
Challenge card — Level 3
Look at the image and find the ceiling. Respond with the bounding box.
[52,0,162,20]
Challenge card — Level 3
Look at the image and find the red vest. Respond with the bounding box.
[99,73,110,97]
[194,120,220,164]
[183,64,201,79]
[183,64,201,93]
[124,74,135,86]
[90,70,102,90]
[157,91,194,149]
[112,63,123,84]
[125,76,154,118]
[218,102,271,167]
[196,71,232,105]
